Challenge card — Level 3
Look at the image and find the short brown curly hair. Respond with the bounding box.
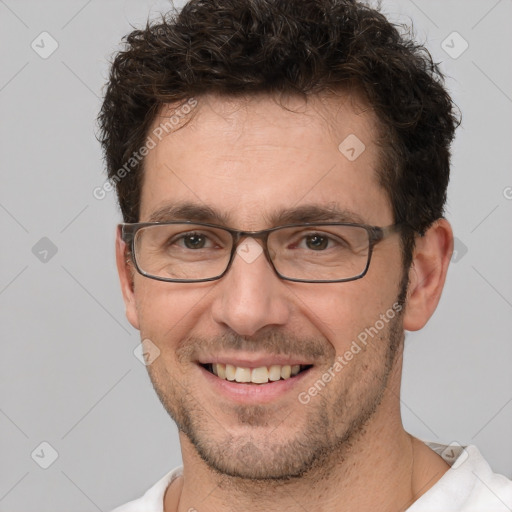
[97,0,459,267]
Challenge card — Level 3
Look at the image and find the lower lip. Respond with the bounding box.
[198,364,313,404]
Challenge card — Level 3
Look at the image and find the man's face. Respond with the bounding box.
[121,93,407,479]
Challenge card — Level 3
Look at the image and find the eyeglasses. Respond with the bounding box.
[120,221,402,284]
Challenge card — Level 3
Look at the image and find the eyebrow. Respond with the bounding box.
[146,201,367,226]
[147,203,231,224]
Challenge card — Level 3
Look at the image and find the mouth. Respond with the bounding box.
[200,363,313,384]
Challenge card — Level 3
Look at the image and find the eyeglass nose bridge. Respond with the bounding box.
[223,228,280,279]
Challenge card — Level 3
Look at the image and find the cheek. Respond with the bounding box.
[133,279,209,346]
[294,271,402,351]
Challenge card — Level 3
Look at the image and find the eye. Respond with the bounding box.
[172,232,216,250]
[304,233,329,250]
[294,231,346,251]
[184,233,207,249]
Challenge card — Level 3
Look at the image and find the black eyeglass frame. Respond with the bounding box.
[120,221,404,284]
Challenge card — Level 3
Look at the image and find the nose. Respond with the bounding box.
[210,237,291,336]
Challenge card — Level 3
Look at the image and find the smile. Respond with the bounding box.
[201,363,313,384]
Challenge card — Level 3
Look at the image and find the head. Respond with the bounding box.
[98,0,457,480]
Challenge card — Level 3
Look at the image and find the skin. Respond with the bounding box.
[116,92,454,512]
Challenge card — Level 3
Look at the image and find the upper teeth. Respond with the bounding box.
[211,363,301,383]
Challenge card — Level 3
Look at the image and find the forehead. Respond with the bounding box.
[140,93,392,228]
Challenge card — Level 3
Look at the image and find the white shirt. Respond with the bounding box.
[110,441,512,512]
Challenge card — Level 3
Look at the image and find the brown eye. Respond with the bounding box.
[305,234,329,250]
[183,234,206,249]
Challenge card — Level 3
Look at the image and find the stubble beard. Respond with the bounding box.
[146,303,405,482]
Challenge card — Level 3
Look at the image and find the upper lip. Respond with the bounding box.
[197,354,313,368]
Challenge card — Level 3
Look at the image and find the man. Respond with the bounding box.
[98,1,512,511]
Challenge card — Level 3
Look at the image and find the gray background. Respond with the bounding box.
[0,0,511,510]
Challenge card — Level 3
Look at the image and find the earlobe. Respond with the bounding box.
[115,227,140,330]
[402,219,453,331]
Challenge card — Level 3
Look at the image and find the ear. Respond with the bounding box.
[402,218,453,331]
[115,226,140,330]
